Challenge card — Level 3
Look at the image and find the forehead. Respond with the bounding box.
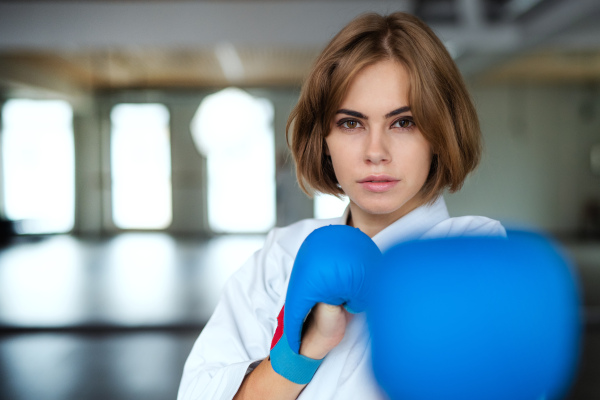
[338,60,411,112]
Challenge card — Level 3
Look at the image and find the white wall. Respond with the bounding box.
[445,83,600,234]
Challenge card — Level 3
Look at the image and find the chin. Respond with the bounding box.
[353,199,407,217]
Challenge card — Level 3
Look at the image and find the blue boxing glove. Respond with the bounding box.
[270,224,382,384]
[367,231,582,400]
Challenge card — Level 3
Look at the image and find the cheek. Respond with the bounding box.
[421,146,434,170]
[404,142,433,181]
[326,136,349,166]
[324,132,344,158]
[329,154,347,181]
[324,137,341,180]
[328,151,358,186]
[420,151,434,182]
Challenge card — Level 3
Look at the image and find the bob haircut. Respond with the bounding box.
[287,12,481,204]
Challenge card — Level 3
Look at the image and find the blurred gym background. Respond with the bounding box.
[0,0,598,399]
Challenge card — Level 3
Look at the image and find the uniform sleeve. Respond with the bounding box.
[178,229,290,400]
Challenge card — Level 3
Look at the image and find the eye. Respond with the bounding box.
[337,119,362,130]
[393,118,415,129]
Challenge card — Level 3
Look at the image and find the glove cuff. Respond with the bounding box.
[343,303,361,314]
[270,333,323,384]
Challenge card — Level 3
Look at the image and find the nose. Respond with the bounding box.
[365,128,391,165]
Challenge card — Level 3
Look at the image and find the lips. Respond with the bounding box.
[358,175,399,192]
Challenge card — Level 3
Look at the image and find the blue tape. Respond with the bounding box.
[270,333,323,384]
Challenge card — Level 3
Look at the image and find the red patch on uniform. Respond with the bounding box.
[270,305,285,350]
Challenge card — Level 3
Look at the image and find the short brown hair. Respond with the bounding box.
[287,12,481,204]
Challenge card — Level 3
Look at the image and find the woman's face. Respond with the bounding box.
[325,60,432,230]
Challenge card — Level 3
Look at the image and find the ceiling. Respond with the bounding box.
[0,0,599,95]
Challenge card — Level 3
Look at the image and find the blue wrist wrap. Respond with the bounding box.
[270,333,323,385]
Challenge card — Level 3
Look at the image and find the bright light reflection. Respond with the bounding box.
[0,236,86,326]
[1,99,74,233]
[101,233,180,325]
[191,88,275,233]
[111,104,172,230]
[314,193,349,219]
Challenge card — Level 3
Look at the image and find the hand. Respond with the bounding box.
[270,224,381,384]
[283,225,381,355]
[299,303,351,360]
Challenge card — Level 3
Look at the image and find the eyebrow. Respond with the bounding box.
[336,109,367,119]
[336,106,411,120]
[384,106,411,119]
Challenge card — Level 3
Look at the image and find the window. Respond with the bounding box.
[1,99,75,234]
[191,88,275,233]
[110,104,172,230]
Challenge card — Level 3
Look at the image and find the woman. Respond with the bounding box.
[178,11,505,400]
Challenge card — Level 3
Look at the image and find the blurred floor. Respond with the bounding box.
[0,331,199,400]
[0,233,598,399]
[0,233,265,400]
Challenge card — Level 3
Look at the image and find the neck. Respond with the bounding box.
[347,197,426,238]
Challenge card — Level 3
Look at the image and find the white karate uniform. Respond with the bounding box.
[178,197,506,400]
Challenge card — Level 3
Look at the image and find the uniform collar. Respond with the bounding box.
[338,197,450,253]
